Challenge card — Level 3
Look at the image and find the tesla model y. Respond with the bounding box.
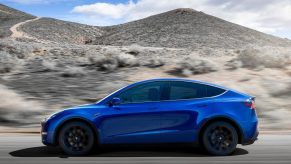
[41,78,258,156]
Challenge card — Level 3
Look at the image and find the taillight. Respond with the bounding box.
[245,98,256,110]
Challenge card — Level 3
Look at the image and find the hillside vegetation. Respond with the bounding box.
[0,4,35,38]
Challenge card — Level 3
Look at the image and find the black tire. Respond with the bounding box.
[201,121,238,156]
[58,121,95,156]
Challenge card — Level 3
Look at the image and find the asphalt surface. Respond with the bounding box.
[0,133,290,164]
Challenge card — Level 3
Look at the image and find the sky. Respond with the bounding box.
[1,0,291,39]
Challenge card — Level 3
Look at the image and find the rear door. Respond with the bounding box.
[158,81,210,142]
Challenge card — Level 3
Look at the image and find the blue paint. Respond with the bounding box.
[41,78,258,146]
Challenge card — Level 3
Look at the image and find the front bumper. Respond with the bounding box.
[41,120,55,146]
[41,120,49,145]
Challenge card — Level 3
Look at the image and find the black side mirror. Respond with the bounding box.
[109,97,121,106]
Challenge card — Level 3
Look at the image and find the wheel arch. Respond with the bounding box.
[198,116,244,144]
[53,117,99,145]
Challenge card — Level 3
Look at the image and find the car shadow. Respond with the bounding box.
[9,144,248,158]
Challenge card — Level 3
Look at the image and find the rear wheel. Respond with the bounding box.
[58,121,95,155]
[201,121,238,156]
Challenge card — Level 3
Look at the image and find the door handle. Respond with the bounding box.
[113,106,121,110]
[197,104,208,108]
[148,107,158,110]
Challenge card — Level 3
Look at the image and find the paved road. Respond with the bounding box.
[0,134,290,164]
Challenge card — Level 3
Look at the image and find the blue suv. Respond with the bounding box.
[41,78,258,156]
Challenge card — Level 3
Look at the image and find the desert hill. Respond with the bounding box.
[0,4,289,48]
[0,4,35,38]
[20,17,104,44]
[93,8,290,48]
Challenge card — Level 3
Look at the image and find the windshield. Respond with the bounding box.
[96,84,129,104]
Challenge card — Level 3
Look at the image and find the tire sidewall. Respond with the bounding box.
[58,121,95,156]
[202,121,238,156]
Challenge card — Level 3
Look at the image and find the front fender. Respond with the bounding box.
[45,110,96,145]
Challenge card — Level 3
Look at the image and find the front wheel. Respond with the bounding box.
[58,121,95,156]
[201,121,238,156]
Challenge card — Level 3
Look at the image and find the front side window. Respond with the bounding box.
[169,81,207,100]
[116,82,165,103]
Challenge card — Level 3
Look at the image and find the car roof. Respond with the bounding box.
[97,78,253,105]
[133,78,229,90]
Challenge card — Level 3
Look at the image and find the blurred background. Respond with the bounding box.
[1,3,291,132]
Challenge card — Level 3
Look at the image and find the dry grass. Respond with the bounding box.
[170,57,218,76]
[229,47,291,69]
[0,51,24,73]
[0,84,44,124]
[116,53,139,67]
[41,59,58,71]
[89,50,139,71]
[61,66,86,77]
[144,58,165,68]
[127,44,142,56]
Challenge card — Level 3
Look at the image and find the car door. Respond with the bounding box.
[158,81,212,143]
[99,81,167,144]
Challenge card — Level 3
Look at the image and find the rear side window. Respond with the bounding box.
[169,81,207,100]
[206,85,226,97]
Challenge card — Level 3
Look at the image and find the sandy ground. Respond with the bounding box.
[10,17,41,39]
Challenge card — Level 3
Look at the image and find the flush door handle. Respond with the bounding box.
[197,104,208,108]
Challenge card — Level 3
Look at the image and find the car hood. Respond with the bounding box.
[46,103,105,121]
[65,103,100,110]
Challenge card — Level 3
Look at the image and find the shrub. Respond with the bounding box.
[88,51,138,71]
[89,55,118,71]
[144,58,165,68]
[0,51,24,73]
[127,44,142,56]
[231,47,291,69]
[225,60,243,70]
[42,60,58,71]
[171,57,218,76]
[0,38,35,58]
[61,66,86,77]
[263,79,291,98]
[0,84,44,124]
[116,53,139,67]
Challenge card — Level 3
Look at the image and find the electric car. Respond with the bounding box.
[41,78,258,156]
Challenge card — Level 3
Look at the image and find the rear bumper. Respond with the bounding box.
[242,129,259,145]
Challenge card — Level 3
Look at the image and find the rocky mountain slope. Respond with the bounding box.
[21,17,104,44]
[94,8,290,49]
[0,4,35,38]
[2,4,289,49]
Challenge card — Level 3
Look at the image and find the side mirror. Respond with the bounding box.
[110,97,121,106]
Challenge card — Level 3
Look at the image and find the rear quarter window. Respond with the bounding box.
[169,81,207,100]
[206,85,226,97]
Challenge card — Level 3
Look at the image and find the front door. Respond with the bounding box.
[99,81,167,144]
